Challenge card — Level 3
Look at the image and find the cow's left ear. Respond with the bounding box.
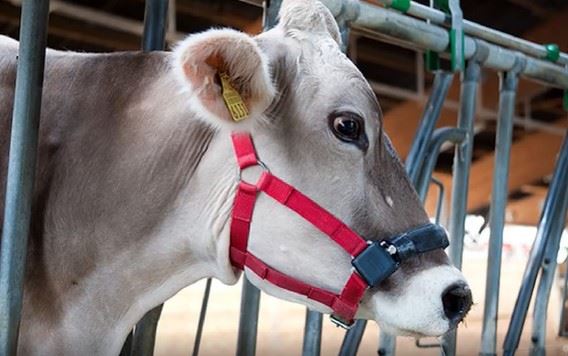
[173,29,276,128]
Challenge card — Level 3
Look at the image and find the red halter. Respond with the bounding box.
[229,132,449,327]
[229,132,368,325]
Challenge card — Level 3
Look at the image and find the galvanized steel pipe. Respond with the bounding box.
[503,134,568,356]
[318,0,568,88]
[142,0,169,51]
[236,278,262,356]
[0,0,50,354]
[480,58,525,356]
[372,0,568,66]
[129,2,170,355]
[441,59,482,356]
[302,310,323,356]
[415,127,467,201]
[406,72,454,186]
[530,193,568,356]
[338,320,367,355]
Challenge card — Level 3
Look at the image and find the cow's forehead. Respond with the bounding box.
[290,35,381,116]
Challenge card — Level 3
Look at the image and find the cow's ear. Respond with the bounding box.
[278,0,342,46]
[174,29,275,128]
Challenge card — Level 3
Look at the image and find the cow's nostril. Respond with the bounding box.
[441,283,472,325]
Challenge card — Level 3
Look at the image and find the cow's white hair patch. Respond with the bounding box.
[373,265,468,336]
[171,28,275,131]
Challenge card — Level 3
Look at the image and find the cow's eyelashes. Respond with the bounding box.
[329,113,368,151]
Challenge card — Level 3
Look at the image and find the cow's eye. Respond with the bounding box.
[330,114,362,142]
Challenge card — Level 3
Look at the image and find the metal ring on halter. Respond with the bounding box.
[237,160,271,185]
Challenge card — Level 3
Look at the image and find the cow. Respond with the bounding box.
[0,0,471,354]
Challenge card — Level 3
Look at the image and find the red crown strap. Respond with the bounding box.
[231,132,259,169]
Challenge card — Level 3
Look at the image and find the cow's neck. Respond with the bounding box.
[21,56,241,355]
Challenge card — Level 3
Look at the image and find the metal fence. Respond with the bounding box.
[0,0,567,355]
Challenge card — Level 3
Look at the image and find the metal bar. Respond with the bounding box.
[406,71,454,184]
[0,0,50,354]
[447,0,464,71]
[530,193,568,356]
[431,177,445,224]
[302,310,323,356]
[232,5,284,356]
[242,0,568,87]
[415,127,467,201]
[263,0,282,31]
[119,330,134,356]
[440,59,482,356]
[373,0,568,66]
[192,278,213,356]
[142,0,169,52]
[131,305,163,356]
[234,3,282,355]
[236,278,262,356]
[503,133,568,356]
[128,3,170,355]
[559,259,568,337]
[378,331,397,356]
[338,320,367,356]
[479,58,524,356]
[317,0,568,89]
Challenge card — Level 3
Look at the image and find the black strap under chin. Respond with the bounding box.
[351,223,449,288]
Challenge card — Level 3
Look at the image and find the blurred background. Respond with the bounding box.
[1,0,567,354]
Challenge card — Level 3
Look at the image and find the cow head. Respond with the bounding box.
[173,0,471,337]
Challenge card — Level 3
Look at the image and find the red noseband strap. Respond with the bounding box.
[229,132,369,324]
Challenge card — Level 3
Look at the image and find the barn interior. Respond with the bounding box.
[0,0,567,355]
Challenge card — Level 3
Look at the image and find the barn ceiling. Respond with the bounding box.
[1,0,567,226]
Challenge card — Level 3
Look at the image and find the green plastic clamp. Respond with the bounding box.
[544,43,560,62]
[390,0,411,13]
[424,0,464,72]
[425,51,440,71]
[450,28,465,71]
[563,90,568,111]
[424,0,446,71]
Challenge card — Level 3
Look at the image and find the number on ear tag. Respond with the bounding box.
[219,72,249,122]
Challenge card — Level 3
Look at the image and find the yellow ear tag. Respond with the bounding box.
[219,72,249,122]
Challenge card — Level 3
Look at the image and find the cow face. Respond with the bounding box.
[173,0,471,337]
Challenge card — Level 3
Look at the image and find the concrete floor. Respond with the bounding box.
[154,248,568,355]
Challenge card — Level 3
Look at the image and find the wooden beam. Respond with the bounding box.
[0,2,141,50]
[175,0,261,31]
